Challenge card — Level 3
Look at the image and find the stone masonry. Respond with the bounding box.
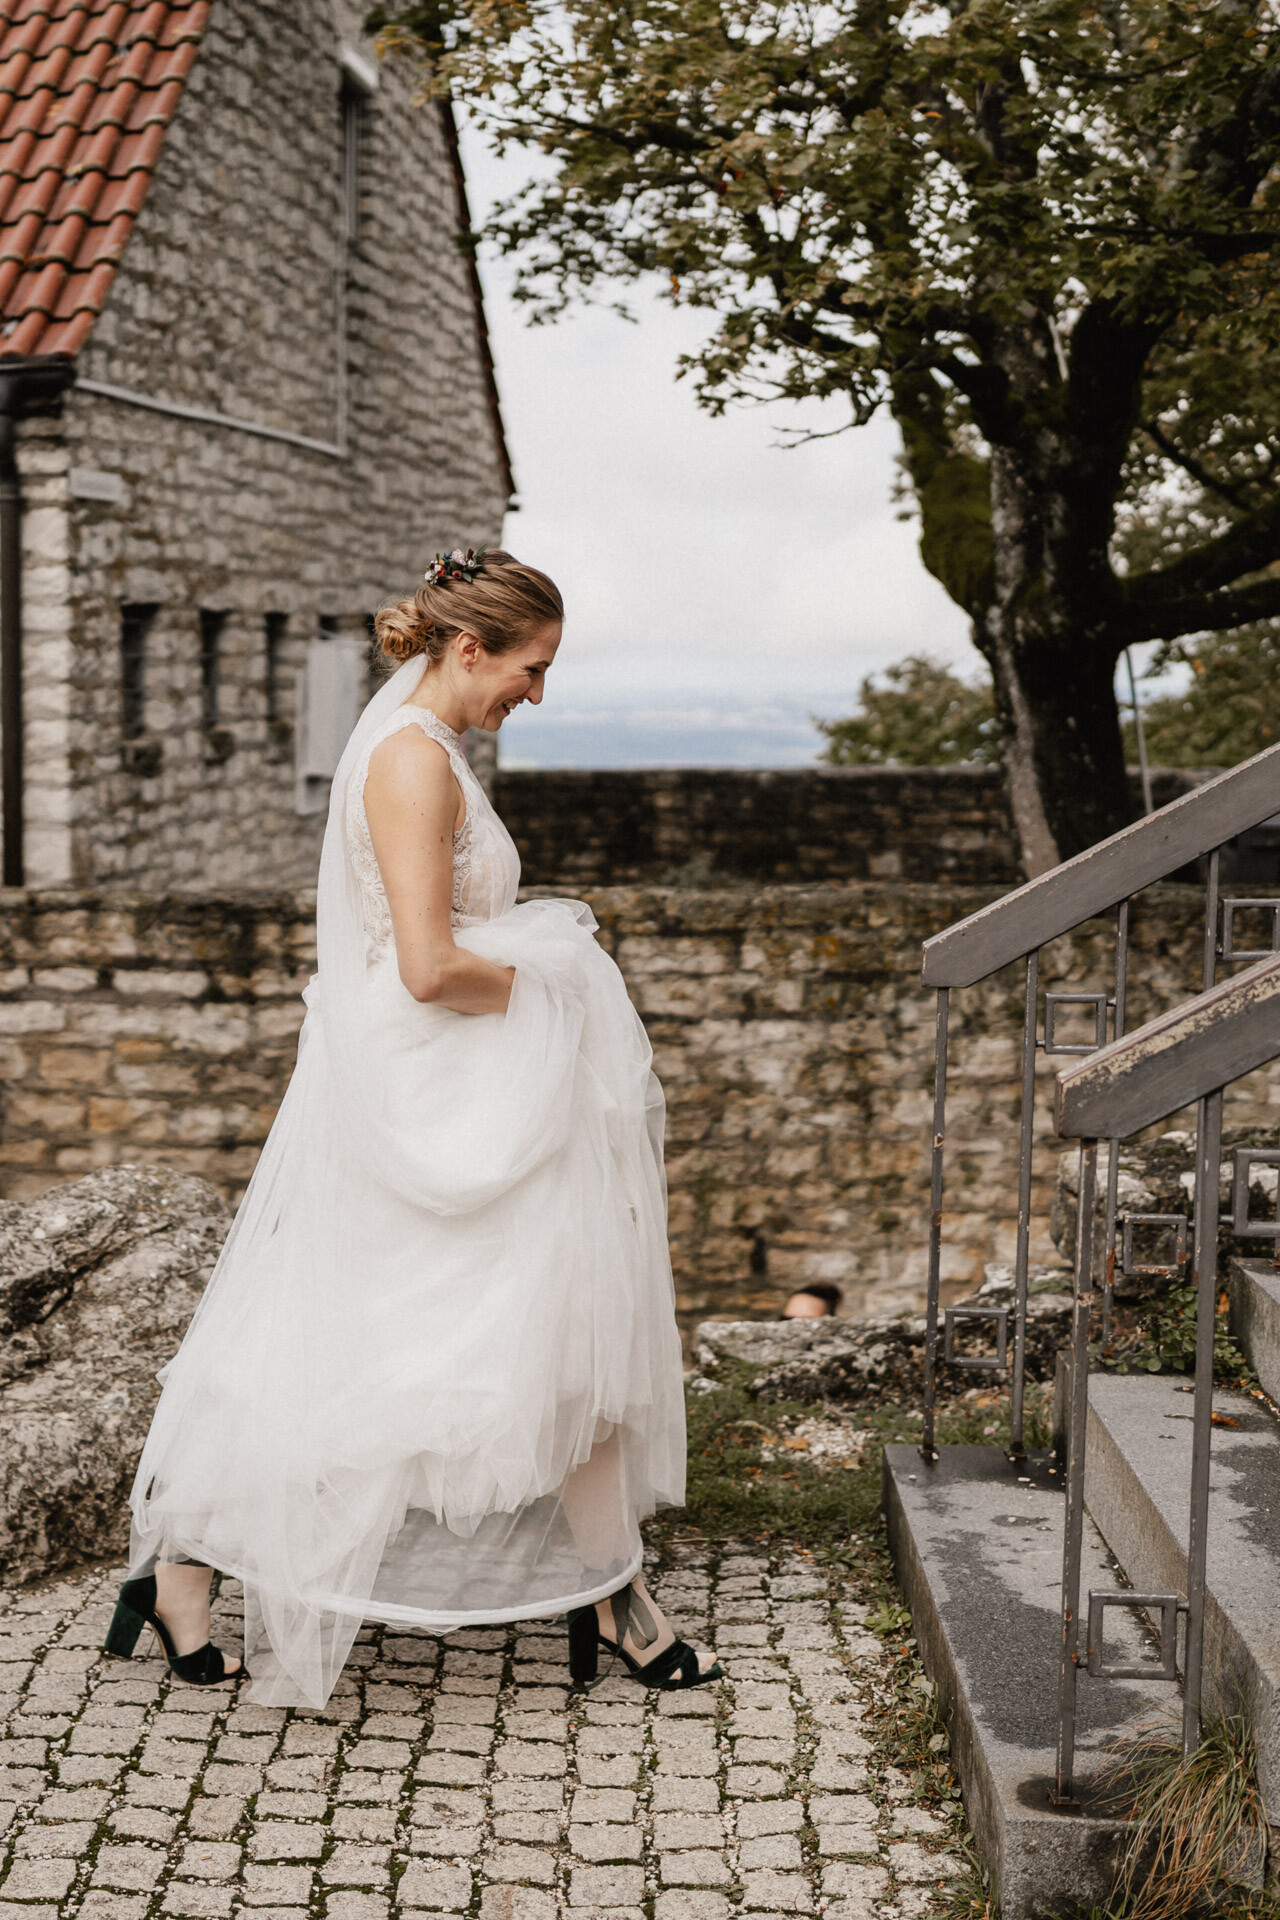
[497,769,1021,890]
[496,767,1222,891]
[16,0,509,891]
[0,1550,962,1920]
[2,882,1275,1336]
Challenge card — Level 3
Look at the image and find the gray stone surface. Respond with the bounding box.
[0,1548,963,1917]
[883,1443,1171,1918]
[1082,1370,1280,1819]
[696,1267,1071,1408]
[0,1166,226,1584]
[7,883,1279,1334]
[1229,1257,1280,1404]
[1054,1134,1280,1285]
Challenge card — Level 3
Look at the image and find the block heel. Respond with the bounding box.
[568,1606,600,1685]
[102,1572,247,1685]
[104,1594,147,1659]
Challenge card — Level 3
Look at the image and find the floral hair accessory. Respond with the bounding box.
[425,546,486,585]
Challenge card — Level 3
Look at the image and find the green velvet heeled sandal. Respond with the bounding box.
[568,1585,722,1691]
[104,1573,248,1685]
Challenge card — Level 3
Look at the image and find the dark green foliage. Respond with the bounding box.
[674,1377,881,1550]
[1125,624,1280,770]
[816,654,998,767]
[1093,1281,1252,1383]
[664,1370,1043,1553]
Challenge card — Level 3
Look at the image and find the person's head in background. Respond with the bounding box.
[781,1283,843,1320]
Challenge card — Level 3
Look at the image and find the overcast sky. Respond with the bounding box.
[456,122,974,768]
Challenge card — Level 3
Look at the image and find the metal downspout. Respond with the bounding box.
[0,356,76,887]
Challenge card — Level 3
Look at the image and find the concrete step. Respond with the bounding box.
[1082,1370,1280,1818]
[1230,1255,1280,1404]
[883,1443,1171,1918]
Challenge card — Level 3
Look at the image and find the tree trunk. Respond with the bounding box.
[981,613,1133,876]
[979,445,1133,877]
[897,364,1140,875]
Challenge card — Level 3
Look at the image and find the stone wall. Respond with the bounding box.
[498,767,1020,888]
[3,882,1273,1337]
[497,768,1229,889]
[19,0,508,891]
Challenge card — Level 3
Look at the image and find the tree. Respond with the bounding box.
[817,654,997,765]
[370,0,1280,873]
[1123,621,1280,767]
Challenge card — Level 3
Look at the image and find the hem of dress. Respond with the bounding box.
[314,1550,646,1631]
[144,1541,645,1634]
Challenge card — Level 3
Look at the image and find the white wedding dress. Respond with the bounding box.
[127,656,687,1708]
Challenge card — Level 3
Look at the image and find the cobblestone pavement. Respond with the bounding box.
[0,1547,963,1920]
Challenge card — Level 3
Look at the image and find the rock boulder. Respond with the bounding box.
[695,1263,1072,1406]
[0,1165,228,1585]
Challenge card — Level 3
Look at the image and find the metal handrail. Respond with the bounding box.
[1057,952,1280,1140]
[1051,952,1280,1798]
[919,745,1280,1462]
[923,742,1280,990]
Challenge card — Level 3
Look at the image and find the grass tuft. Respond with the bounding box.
[1094,1709,1266,1920]
[661,1366,1052,1556]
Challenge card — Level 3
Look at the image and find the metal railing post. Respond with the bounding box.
[921,988,949,1461]
[1204,848,1220,992]
[1183,1087,1225,1755]
[1054,1137,1098,1805]
[1100,900,1130,1351]
[1008,952,1039,1459]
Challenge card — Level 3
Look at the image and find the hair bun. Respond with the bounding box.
[373,603,435,662]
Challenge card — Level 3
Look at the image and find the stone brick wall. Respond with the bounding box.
[498,767,1019,888]
[18,0,508,890]
[497,767,1213,888]
[3,881,1271,1337]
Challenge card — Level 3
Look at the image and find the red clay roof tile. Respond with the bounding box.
[0,0,209,359]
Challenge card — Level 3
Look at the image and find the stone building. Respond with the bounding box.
[0,0,512,891]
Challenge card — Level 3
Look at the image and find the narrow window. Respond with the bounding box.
[120,602,159,739]
[363,611,378,702]
[335,71,369,449]
[341,79,363,249]
[265,612,287,725]
[199,610,228,731]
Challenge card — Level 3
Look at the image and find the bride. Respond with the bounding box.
[105,548,720,1706]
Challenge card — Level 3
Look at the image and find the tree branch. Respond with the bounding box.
[933,353,1026,444]
[892,369,996,619]
[1125,572,1280,647]
[1143,420,1255,511]
[1125,496,1280,615]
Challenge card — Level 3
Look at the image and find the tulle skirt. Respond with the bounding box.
[127,898,687,1707]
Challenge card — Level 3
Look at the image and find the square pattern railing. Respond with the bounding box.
[914,744,1280,1793]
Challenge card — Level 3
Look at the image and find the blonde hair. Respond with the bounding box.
[375,549,563,665]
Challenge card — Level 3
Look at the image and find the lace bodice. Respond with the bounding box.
[346,705,521,954]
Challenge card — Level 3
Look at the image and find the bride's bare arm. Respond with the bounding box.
[363,728,516,1013]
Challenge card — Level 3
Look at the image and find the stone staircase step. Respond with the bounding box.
[1082,1370,1280,1818]
[883,1443,1169,1918]
[1229,1256,1280,1405]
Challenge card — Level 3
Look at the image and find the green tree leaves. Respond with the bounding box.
[1125,623,1280,768]
[817,654,998,767]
